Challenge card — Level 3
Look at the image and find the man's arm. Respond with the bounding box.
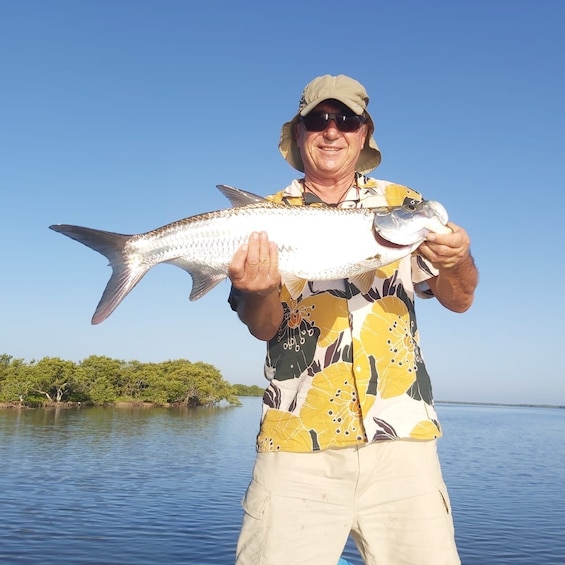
[417,223,479,313]
[228,231,284,341]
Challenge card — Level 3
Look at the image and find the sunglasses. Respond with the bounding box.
[300,112,367,133]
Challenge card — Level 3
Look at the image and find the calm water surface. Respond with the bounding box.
[0,399,563,564]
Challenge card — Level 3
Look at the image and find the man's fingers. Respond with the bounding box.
[268,241,279,274]
[245,232,262,268]
[228,242,249,281]
[229,232,278,285]
[258,232,272,265]
[248,232,272,272]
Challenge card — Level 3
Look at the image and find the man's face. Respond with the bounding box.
[295,100,368,180]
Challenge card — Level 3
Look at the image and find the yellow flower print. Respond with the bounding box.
[357,296,418,399]
[299,364,366,449]
[307,293,349,347]
[375,259,402,280]
[266,192,302,205]
[409,419,442,439]
[384,183,421,206]
[257,409,315,452]
[359,176,379,189]
[279,291,349,349]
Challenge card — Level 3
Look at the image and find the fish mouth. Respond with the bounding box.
[374,232,412,249]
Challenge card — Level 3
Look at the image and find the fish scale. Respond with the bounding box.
[49,185,450,324]
[127,203,379,279]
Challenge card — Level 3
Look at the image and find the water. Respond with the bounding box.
[0,399,563,564]
[438,404,565,564]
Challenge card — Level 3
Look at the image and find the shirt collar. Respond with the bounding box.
[281,173,384,207]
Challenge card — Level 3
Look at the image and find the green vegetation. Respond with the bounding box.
[232,383,264,397]
[0,353,243,408]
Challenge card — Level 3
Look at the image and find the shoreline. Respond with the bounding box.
[1,399,564,410]
[0,400,219,410]
[436,400,564,409]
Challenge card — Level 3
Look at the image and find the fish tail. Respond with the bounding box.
[49,224,148,324]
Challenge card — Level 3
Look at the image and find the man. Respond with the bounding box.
[228,75,478,565]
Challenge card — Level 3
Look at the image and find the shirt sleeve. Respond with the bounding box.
[227,286,242,312]
[411,254,438,299]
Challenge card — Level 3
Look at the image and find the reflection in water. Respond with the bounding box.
[0,402,261,564]
[0,400,564,564]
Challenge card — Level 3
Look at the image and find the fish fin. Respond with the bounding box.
[92,266,147,324]
[189,273,226,301]
[166,258,227,301]
[49,224,132,257]
[49,224,147,324]
[216,185,271,207]
[281,273,308,300]
[349,270,376,294]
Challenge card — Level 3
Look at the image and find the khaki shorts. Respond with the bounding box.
[236,440,460,565]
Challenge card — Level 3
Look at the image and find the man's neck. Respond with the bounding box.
[302,173,357,205]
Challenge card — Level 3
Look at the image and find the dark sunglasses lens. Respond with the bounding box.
[302,113,363,132]
[338,115,363,132]
[302,114,328,131]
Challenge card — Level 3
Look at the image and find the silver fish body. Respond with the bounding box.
[49,185,450,324]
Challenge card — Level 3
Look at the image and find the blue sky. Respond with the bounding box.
[2,1,564,405]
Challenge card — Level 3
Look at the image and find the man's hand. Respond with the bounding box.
[417,223,470,270]
[228,231,281,295]
[228,231,283,341]
[418,222,479,313]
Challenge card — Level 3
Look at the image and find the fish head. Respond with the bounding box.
[372,200,451,246]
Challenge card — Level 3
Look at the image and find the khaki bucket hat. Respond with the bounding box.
[279,74,382,174]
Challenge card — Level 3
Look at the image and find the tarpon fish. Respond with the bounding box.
[49,185,451,324]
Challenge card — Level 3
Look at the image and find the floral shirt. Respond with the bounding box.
[231,174,442,453]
